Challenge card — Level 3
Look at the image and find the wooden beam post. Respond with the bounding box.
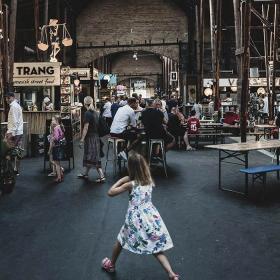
[262,4,270,103]
[9,0,18,88]
[34,0,40,61]
[233,0,242,105]
[271,3,279,119]
[209,0,215,74]
[240,0,252,143]
[214,0,222,106]
[44,0,49,25]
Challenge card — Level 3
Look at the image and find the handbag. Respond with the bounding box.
[98,116,110,137]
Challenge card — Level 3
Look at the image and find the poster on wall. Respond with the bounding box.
[13,62,61,86]
[130,79,147,98]
[188,85,196,103]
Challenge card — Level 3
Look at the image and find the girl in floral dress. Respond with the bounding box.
[102,152,179,280]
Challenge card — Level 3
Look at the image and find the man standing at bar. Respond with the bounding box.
[4,92,23,175]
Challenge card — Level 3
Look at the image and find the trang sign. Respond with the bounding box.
[13,62,61,86]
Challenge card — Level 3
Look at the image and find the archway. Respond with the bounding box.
[83,50,179,97]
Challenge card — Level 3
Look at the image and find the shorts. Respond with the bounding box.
[7,135,23,148]
[162,131,175,146]
[110,130,137,142]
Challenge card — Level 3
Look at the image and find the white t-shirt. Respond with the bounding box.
[161,100,167,112]
[7,100,23,136]
[102,101,112,118]
[119,100,127,107]
[110,105,136,134]
[263,96,269,114]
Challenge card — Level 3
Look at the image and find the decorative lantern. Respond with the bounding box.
[204,87,213,97]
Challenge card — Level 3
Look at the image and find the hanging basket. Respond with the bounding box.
[62,38,73,47]
[37,42,49,51]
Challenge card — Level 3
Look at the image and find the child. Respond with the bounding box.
[102,152,179,280]
[49,116,65,183]
[48,119,57,177]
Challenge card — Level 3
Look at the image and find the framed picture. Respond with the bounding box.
[61,95,71,104]
[61,76,71,85]
[61,67,70,76]
[61,106,71,113]
[61,86,71,94]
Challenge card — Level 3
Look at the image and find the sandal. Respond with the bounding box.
[101,257,115,273]
[170,274,180,280]
[54,178,63,183]
[77,174,89,179]
[95,177,106,183]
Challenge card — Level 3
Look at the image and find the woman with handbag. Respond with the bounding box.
[49,116,65,183]
[78,96,106,182]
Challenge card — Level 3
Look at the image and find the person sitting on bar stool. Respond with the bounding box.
[185,110,200,151]
[142,99,175,158]
[110,97,139,161]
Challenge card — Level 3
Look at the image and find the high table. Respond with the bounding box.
[205,140,280,196]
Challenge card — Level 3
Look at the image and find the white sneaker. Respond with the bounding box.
[48,172,56,177]
[118,151,128,161]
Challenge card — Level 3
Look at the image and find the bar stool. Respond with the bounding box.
[148,138,168,178]
[105,137,126,176]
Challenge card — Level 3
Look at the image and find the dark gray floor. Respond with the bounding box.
[1,143,280,280]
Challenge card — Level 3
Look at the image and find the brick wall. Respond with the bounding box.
[111,52,162,76]
[76,0,188,65]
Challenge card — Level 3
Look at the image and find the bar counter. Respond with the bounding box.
[23,111,60,135]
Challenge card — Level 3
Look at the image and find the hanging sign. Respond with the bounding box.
[13,62,61,86]
[170,72,178,81]
[204,78,280,87]
[93,68,99,80]
[69,68,91,80]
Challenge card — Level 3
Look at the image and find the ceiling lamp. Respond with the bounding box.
[230,86,237,92]
[133,52,138,60]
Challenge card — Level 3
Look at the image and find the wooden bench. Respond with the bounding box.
[189,132,232,147]
[248,131,269,141]
[240,165,280,189]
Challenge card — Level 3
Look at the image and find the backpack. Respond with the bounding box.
[98,116,110,137]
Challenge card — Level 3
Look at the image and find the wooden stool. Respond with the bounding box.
[105,137,126,176]
[148,138,168,177]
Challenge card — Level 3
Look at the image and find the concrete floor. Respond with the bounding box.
[0,143,280,280]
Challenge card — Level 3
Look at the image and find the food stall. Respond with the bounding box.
[12,62,83,156]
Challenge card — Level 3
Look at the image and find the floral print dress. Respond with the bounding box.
[117,181,174,255]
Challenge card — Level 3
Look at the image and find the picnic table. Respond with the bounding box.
[205,140,280,196]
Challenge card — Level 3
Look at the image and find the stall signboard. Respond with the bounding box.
[13,62,61,86]
[204,78,280,87]
[69,68,91,81]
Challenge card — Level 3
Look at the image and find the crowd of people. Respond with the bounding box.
[96,93,202,160]
[3,90,280,280]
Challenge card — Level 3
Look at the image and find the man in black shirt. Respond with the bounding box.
[142,99,175,151]
[166,94,178,113]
